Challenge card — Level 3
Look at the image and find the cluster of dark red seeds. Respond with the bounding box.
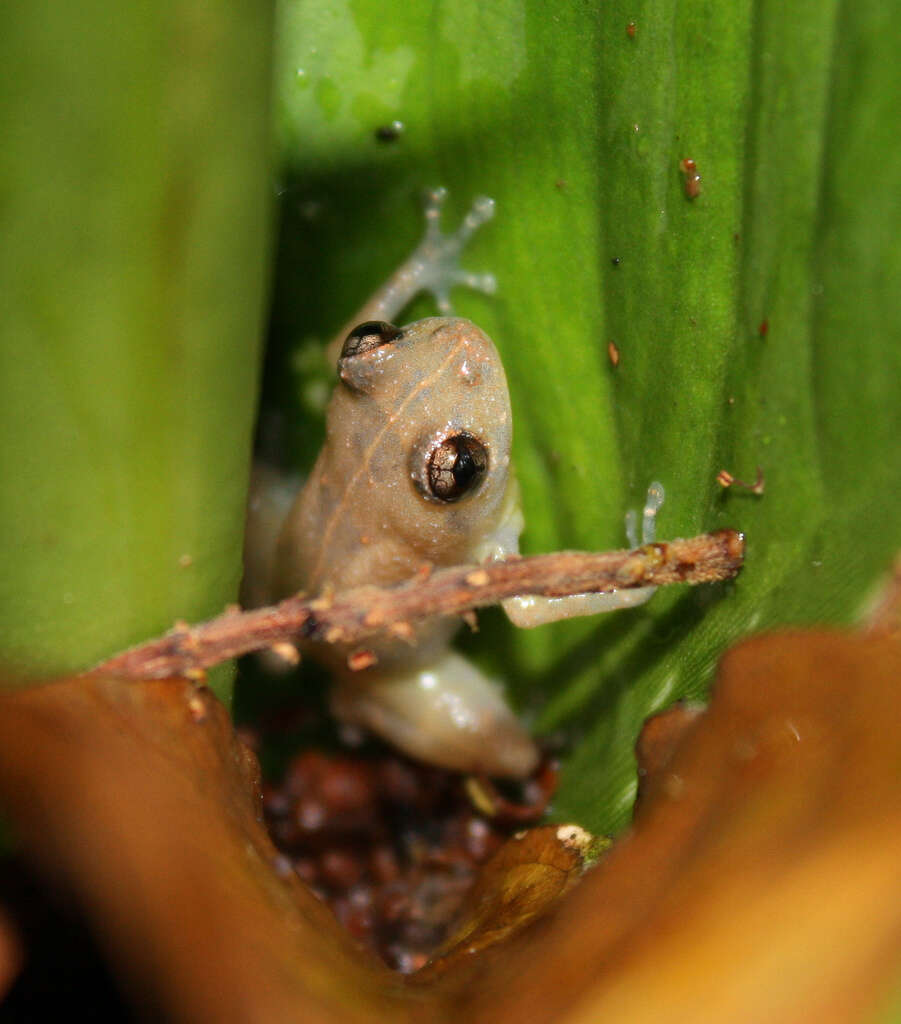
[253,743,556,973]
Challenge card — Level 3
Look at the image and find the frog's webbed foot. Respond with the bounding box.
[416,187,497,313]
[503,481,665,628]
[624,479,665,550]
[328,190,497,362]
[330,651,539,779]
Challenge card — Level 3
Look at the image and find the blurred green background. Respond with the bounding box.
[0,0,273,697]
[2,0,899,832]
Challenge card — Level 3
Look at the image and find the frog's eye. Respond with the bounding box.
[340,321,403,359]
[425,432,489,502]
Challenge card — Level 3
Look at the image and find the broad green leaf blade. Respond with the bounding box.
[0,0,274,695]
[269,0,901,831]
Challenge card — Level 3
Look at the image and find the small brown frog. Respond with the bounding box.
[246,191,663,778]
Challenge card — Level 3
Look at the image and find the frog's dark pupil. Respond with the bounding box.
[452,446,478,488]
[426,432,488,502]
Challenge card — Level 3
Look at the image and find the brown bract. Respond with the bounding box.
[0,903,22,1005]
[0,676,405,1022]
[441,631,901,1023]
[0,627,899,1021]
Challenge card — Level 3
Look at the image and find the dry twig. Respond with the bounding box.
[91,530,744,680]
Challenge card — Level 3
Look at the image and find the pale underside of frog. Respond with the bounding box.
[245,190,664,779]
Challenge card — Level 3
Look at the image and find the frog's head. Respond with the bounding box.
[332,316,515,568]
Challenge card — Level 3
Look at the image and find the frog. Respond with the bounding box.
[246,189,664,779]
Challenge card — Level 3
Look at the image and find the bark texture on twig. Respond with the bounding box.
[91,530,744,681]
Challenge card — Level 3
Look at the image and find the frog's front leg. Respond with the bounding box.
[502,482,665,628]
[330,652,539,778]
[325,187,496,364]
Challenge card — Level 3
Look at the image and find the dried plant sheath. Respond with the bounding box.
[93,530,744,681]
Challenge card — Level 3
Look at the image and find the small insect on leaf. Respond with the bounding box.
[717,467,765,495]
[679,157,702,199]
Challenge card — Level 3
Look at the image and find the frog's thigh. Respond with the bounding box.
[503,587,657,628]
[331,652,538,779]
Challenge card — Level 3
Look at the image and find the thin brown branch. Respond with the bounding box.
[91,530,744,681]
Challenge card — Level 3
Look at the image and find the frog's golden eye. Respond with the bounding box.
[340,321,402,359]
[425,432,488,502]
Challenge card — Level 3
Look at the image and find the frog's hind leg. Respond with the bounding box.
[330,651,539,779]
[327,189,497,362]
[503,481,665,628]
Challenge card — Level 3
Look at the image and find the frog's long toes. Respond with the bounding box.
[461,195,496,235]
[625,480,666,547]
[424,185,449,212]
[422,187,449,241]
[454,270,497,295]
[434,289,453,314]
[413,188,497,313]
[642,481,665,543]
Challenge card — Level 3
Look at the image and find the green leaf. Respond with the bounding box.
[266,0,900,832]
[0,0,274,699]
